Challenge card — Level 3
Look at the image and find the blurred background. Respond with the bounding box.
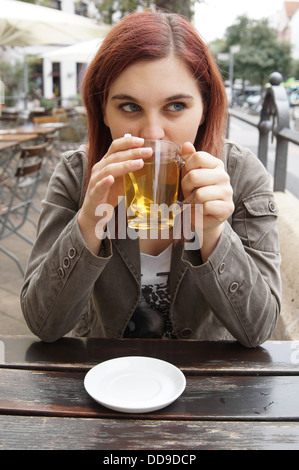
[0,0,299,339]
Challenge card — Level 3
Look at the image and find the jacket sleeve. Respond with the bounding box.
[182,142,282,347]
[20,150,112,342]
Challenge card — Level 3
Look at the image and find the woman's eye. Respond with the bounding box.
[120,103,141,113]
[166,102,186,112]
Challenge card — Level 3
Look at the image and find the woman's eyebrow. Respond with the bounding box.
[111,93,194,101]
[166,94,194,101]
[111,94,139,101]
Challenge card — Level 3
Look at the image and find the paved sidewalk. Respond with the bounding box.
[272,190,299,340]
[0,183,45,337]
[0,184,299,340]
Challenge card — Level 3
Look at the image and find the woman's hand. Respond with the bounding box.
[78,135,152,253]
[181,142,234,261]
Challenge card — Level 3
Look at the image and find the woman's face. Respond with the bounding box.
[104,55,205,148]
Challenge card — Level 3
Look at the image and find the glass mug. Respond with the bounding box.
[123,139,186,230]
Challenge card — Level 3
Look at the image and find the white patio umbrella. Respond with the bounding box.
[41,38,103,64]
[0,0,110,47]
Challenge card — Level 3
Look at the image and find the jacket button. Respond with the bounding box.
[219,262,226,274]
[180,328,192,338]
[229,281,239,293]
[58,267,65,278]
[269,201,276,212]
[68,247,76,259]
[63,257,70,269]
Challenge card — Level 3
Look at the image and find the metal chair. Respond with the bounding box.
[18,142,48,214]
[33,116,60,124]
[1,142,47,184]
[0,146,22,182]
[43,131,60,177]
[20,141,48,162]
[0,155,42,275]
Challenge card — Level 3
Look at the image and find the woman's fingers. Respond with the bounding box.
[102,144,152,163]
[182,167,228,192]
[92,174,114,200]
[183,150,224,172]
[85,135,154,217]
[89,135,152,190]
[92,157,145,183]
[200,199,234,219]
[180,143,234,227]
[102,135,152,163]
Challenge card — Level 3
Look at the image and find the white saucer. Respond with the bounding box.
[84,356,186,413]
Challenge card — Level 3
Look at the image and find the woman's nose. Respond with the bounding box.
[139,115,166,140]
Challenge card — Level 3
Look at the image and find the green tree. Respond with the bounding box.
[155,0,192,18]
[94,0,199,23]
[0,59,24,106]
[213,15,292,86]
[291,60,299,79]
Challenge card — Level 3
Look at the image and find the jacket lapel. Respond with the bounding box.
[169,240,187,300]
[113,234,141,284]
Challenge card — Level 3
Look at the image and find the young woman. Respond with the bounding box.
[21,10,281,346]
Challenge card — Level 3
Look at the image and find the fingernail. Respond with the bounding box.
[138,147,152,156]
[132,137,144,145]
[131,159,144,168]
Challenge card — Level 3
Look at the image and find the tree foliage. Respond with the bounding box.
[213,15,292,86]
[19,0,196,18]
[93,0,198,23]
[0,58,24,105]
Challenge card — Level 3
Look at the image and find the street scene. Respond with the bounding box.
[1,0,299,337]
[1,0,299,451]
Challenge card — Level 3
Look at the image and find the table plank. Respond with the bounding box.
[1,368,299,421]
[1,336,298,375]
[0,133,38,142]
[1,415,299,450]
[0,123,67,134]
[0,141,19,151]
[0,126,53,135]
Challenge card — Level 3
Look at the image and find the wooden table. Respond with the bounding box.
[0,336,299,450]
[0,123,66,134]
[0,133,38,143]
[0,141,19,151]
[0,126,53,136]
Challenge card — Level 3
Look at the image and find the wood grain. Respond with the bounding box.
[1,337,299,450]
[1,415,299,450]
[1,368,299,420]
[1,337,298,374]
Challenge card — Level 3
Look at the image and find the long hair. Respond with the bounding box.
[81,10,228,185]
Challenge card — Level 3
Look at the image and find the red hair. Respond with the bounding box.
[81,10,227,185]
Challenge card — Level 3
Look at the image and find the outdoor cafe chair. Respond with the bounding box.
[0,155,42,276]
[0,146,22,182]
[33,116,60,124]
[18,142,48,215]
[42,131,60,177]
[1,142,47,183]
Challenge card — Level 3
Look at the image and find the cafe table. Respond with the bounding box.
[0,123,67,135]
[0,133,38,143]
[0,141,19,151]
[0,126,52,136]
[0,336,299,450]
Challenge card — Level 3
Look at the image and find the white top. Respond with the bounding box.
[124,244,175,338]
[140,243,172,287]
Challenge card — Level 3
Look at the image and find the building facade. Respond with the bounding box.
[277,1,299,60]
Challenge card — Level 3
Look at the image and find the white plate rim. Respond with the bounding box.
[84,356,186,413]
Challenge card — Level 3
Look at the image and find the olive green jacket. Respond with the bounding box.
[21,140,281,347]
